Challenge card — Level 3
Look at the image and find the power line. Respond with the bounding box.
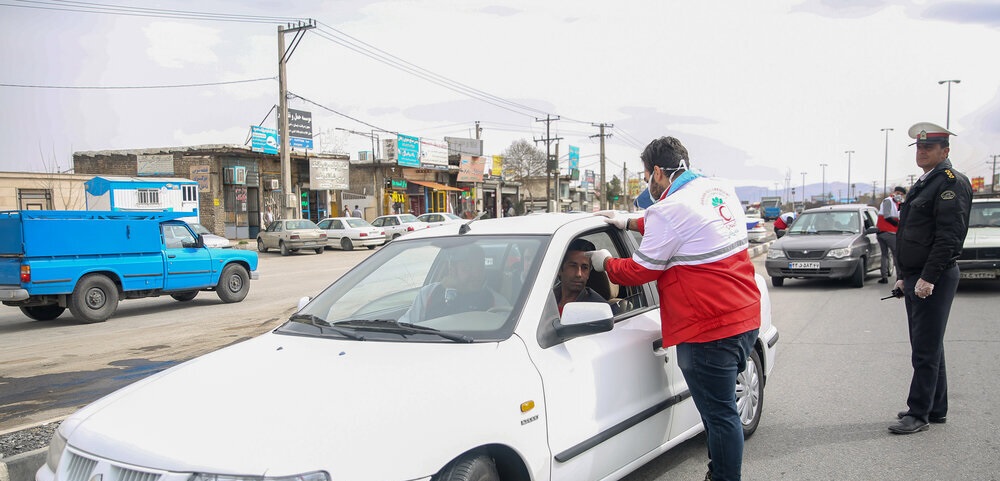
[0,0,307,24]
[0,77,276,90]
[287,91,395,135]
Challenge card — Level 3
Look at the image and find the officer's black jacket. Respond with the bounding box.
[895,159,972,283]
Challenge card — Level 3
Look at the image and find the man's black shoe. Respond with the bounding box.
[878,278,888,284]
[889,415,929,434]
[897,411,946,423]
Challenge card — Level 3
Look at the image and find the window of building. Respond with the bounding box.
[137,188,160,206]
[182,184,198,202]
[17,189,53,210]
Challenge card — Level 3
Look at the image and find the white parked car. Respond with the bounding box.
[187,223,230,248]
[417,212,464,227]
[371,213,430,240]
[37,213,778,481]
[745,211,768,243]
[958,197,1000,280]
[317,217,386,250]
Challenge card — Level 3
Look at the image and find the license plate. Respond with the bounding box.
[789,261,820,269]
[960,271,996,279]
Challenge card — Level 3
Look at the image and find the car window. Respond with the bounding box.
[388,217,399,226]
[286,236,547,343]
[372,218,383,227]
[399,214,420,223]
[863,209,877,229]
[332,220,344,229]
[347,219,370,228]
[317,220,330,229]
[969,201,1000,227]
[788,211,859,234]
[162,224,195,248]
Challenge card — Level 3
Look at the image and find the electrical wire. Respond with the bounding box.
[0,0,308,24]
[288,90,395,135]
[0,77,276,90]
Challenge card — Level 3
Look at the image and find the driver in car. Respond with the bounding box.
[399,243,510,323]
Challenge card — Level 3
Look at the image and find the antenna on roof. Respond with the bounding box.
[458,212,486,235]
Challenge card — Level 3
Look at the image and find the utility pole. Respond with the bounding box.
[475,120,482,140]
[872,181,877,205]
[938,79,961,129]
[819,163,828,205]
[881,128,893,200]
[844,150,854,203]
[623,163,628,211]
[591,123,613,210]
[278,20,315,220]
[907,174,917,188]
[990,154,999,193]
[554,142,561,213]
[800,172,807,204]
[534,115,561,212]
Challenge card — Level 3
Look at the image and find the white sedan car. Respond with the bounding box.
[38,213,778,481]
[371,213,430,240]
[417,212,463,227]
[317,217,386,250]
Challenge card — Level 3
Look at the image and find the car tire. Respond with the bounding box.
[170,291,198,302]
[771,276,784,287]
[216,264,250,303]
[314,247,324,254]
[341,237,353,251]
[19,305,66,321]
[739,348,764,439]
[257,239,267,253]
[435,454,499,481]
[69,274,119,323]
[850,258,865,288]
[392,233,401,240]
[280,241,290,256]
[367,245,376,250]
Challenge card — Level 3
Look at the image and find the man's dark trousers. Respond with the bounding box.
[902,264,959,423]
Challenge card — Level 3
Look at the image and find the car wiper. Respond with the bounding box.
[289,313,365,340]
[334,319,473,343]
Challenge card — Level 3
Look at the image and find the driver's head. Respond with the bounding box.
[450,243,486,290]
[560,239,596,295]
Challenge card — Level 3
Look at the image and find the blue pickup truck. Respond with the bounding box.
[0,210,259,323]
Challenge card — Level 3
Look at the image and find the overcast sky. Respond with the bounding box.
[2,0,999,200]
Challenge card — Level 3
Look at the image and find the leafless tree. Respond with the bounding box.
[501,139,547,204]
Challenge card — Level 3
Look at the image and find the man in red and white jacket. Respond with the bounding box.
[876,186,906,284]
[588,136,760,481]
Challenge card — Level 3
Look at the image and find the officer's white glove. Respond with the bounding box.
[586,249,613,272]
[594,210,628,230]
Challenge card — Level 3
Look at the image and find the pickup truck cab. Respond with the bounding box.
[0,210,259,323]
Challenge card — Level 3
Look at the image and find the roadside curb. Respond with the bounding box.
[0,448,46,481]
[749,240,773,258]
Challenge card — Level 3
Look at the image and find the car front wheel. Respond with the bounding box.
[341,237,353,251]
[434,454,499,481]
[771,276,784,287]
[738,349,764,438]
[257,238,267,253]
[850,258,866,288]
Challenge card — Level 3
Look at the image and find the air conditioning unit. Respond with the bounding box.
[268,179,280,190]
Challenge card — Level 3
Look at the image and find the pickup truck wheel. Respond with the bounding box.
[280,241,290,256]
[69,275,119,323]
[217,264,250,303]
[435,454,499,481]
[19,305,66,321]
[257,239,267,253]
[170,291,198,302]
[341,237,353,251]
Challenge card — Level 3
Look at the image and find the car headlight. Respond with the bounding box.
[191,471,330,481]
[766,249,785,259]
[46,430,67,472]
[827,247,852,259]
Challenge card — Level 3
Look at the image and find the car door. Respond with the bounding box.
[522,227,682,481]
[161,223,213,290]
[862,208,881,268]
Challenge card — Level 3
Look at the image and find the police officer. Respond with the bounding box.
[888,122,972,435]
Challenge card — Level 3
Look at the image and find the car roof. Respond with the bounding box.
[972,197,1000,203]
[398,212,610,239]
[801,204,873,213]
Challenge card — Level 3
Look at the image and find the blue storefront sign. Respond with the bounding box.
[396,134,420,167]
[251,126,279,155]
[290,137,313,149]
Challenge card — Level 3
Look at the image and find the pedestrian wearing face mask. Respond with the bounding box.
[587,136,761,481]
[876,186,907,284]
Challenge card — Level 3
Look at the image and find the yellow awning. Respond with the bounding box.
[408,180,464,192]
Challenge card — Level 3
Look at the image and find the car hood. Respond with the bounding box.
[60,333,537,480]
[203,234,230,248]
[965,226,1000,247]
[774,234,855,251]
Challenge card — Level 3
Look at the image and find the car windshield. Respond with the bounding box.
[287,220,319,230]
[969,201,1000,227]
[346,218,372,228]
[279,235,548,342]
[787,211,860,235]
[399,214,421,223]
[188,223,210,235]
[443,213,461,220]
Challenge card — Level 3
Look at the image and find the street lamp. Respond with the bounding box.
[845,150,854,203]
[819,163,828,205]
[881,128,893,200]
[938,79,961,129]
[800,172,807,204]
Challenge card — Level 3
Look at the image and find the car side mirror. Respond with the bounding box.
[775,229,786,239]
[865,226,879,234]
[554,302,614,342]
[296,296,311,312]
[182,235,204,249]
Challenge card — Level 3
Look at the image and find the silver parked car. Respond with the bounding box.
[764,204,882,287]
[188,223,230,248]
[317,217,386,250]
[417,212,463,227]
[257,219,327,256]
[371,214,430,240]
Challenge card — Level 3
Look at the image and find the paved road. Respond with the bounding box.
[622,258,1000,481]
[0,246,378,431]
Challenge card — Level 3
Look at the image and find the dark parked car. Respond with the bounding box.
[764,204,882,287]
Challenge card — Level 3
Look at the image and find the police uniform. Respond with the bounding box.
[891,122,972,434]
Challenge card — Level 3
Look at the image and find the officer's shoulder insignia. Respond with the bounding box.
[941,190,956,200]
[944,169,957,182]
